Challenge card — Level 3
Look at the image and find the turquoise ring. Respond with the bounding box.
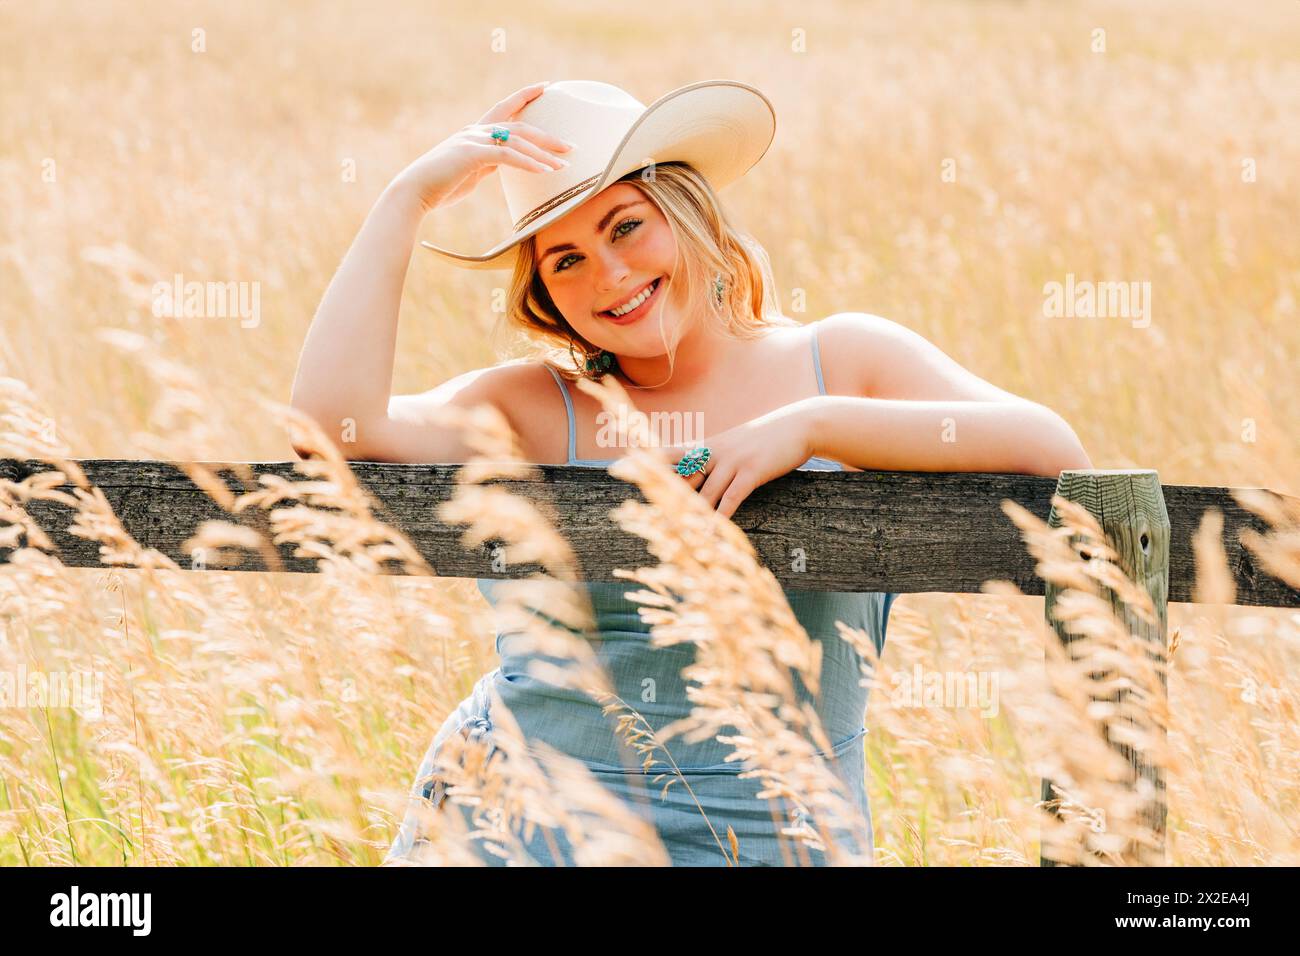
[674,446,710,478]
[490,125,510,144]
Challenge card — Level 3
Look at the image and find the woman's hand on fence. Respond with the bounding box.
[652,399,821,520]
[392,81,575,214]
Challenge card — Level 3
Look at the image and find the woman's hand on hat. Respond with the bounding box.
[649,402,819,521]
[394,81,576,214]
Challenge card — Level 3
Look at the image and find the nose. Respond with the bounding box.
[591,247,631,296]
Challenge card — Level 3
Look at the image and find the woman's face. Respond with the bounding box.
[534,182,687,357]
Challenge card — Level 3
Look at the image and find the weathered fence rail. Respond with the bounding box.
[1,458,1294,606]
[2,457,1297,868]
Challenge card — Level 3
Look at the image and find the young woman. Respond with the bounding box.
[290,79,1092,866]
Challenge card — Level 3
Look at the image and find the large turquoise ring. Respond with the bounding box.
[490,125,510,144]
[674,446,710,478]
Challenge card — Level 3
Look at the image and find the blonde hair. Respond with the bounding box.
[503,161,797,382]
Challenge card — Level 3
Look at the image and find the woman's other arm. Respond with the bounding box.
[807,312,1093,476]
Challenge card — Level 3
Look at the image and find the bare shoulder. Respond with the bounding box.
[805,312,906,398]
[810,312,1025,403]
[429,357,553,405]
[367,359,568,464]
[480,360,570,462]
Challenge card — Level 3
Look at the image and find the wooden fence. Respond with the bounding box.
[3,457,1296,866]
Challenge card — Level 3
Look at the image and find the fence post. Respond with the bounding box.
[1039,468,1169,867]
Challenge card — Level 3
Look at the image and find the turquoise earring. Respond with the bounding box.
[585,350,616,375]
[569,335,616,379]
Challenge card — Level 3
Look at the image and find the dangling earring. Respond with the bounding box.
[568,335,616,379]
[585,350,616,376]
[713,271,726,307]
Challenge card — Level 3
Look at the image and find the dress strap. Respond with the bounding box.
[544,365,578,463]
[811,322,828,396]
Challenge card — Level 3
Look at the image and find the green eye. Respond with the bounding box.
[552,218,643,273]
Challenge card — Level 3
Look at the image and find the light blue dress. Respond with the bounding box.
[387,324,897,866]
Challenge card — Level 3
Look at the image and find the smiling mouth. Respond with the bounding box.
[600,277,661,321]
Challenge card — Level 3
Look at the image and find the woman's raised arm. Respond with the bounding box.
[288,82,572,460]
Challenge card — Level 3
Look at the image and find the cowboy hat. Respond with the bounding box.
[419,78,776,272]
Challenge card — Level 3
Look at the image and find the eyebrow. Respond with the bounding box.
[538,200,648,263]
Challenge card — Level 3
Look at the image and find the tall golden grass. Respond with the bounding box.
[3,343,1298,865]
[1,0,1297,865]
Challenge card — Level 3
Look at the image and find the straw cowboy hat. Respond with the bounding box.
[419,78,776,272]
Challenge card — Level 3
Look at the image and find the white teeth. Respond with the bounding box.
[608,279,656,317]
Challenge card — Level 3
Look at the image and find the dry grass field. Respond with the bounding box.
[1,0,1297,865]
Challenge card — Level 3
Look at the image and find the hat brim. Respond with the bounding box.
[419,79,776,271]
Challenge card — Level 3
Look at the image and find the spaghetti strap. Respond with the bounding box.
[544,365,578,463]
[811,323,828,396]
